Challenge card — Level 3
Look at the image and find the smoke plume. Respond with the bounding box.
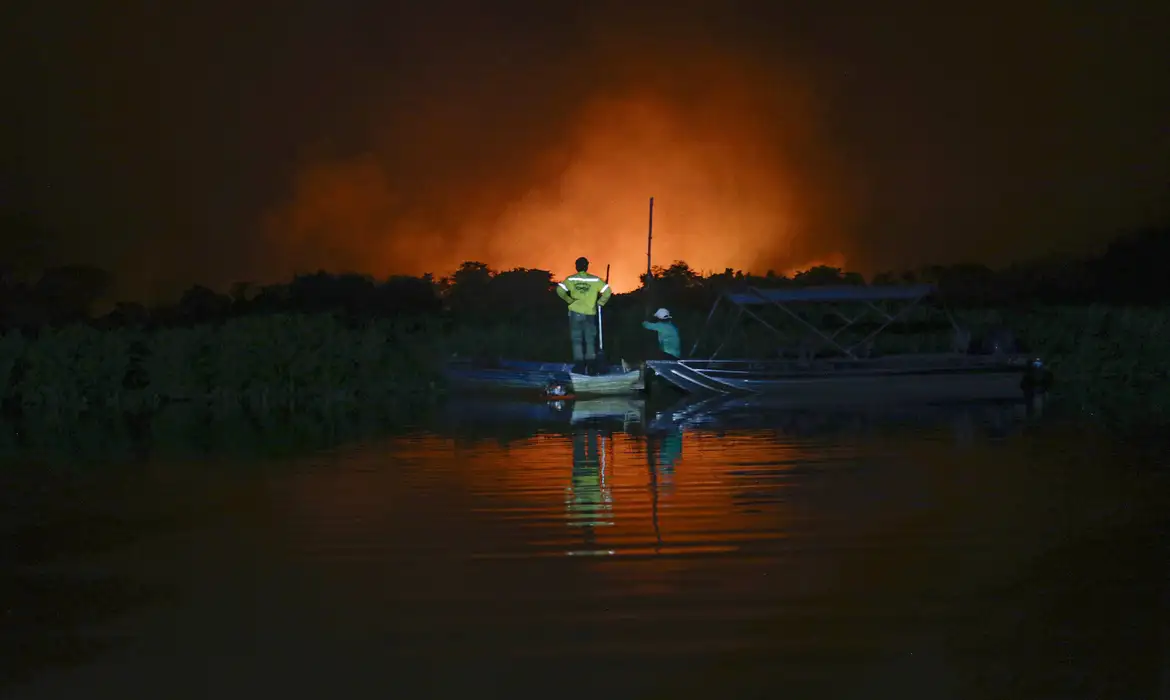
[261,20,856,291]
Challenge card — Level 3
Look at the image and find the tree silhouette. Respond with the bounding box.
[3,221,1168,332]
[175,285,232,324]
[33,265,113,324]
[446,262,494,318]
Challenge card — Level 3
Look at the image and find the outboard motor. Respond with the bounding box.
[545,382,577,404]
[545,382,571,398]
[979,326,1019,356]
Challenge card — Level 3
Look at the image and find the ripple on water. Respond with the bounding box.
[4,401,1167,699]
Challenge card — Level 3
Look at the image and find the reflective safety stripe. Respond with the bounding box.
[601,283,610,292]
[565,276,600,282]
[557,282,568,290]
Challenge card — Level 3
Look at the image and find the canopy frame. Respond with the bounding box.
[687,284,939,360]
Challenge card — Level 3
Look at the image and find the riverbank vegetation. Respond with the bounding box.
[0,225,1167,419]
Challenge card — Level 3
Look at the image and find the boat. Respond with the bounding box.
[645,284,1051,403]
[442,358,644,397]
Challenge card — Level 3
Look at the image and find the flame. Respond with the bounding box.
[261,50,855,292]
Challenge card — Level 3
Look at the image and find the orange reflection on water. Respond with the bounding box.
[447,428,810,559]
[272,422,856,606]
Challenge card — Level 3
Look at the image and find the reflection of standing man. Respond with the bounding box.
[566,426,614,542]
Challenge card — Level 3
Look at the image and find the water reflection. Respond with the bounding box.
[0,402,434,465]
[647,393,1044,441]
[566,426,615,553]
[3,396,1167,700]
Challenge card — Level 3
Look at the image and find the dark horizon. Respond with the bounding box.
[4,1,1168,303]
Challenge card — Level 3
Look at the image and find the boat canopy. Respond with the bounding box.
[723,284,935,306]
[691,283,945,360]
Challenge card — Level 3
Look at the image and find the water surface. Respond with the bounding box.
[3,397,1168,698]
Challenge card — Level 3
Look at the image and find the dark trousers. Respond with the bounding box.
[646,346,679,361]
[569,311,597,362]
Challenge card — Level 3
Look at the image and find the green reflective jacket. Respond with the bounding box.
[556,271,611,315]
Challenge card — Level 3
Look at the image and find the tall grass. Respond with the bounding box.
[0,306,1167,419]
[0,314,446,415]
[1009,306,1170,420]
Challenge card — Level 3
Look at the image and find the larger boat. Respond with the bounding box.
[645,284,1050,404]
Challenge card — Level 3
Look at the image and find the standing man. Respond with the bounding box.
[556,256,611,375]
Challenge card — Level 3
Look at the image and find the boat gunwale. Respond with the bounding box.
[686,365,1030,381]
[652,352,1036,381]
[645,355,1034,397]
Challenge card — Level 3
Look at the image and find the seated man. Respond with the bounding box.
[641,308,681,359]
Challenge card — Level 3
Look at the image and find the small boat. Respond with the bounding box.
[443,358,644,397]
[646,283,1051,403]
[437,395,646,430]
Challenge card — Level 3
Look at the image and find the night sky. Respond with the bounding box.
[4,0,1168,301]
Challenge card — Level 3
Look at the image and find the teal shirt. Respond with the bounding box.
[641,320,681,358]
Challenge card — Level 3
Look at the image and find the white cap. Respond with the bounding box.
[653,308,671,319]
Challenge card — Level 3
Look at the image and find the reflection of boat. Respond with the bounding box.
[437,396,570,428]
[564,396,645,425]
[443,359,643,397]
[646,284,1050,401]
[647,393,1040,439]
[437,396,645,433]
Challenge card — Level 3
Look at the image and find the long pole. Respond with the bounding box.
[644,200,662,548]
[598,263,610,353]
[645,197,654,314]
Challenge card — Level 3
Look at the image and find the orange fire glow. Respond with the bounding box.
[261,47,856,292]
[783,252,848,278]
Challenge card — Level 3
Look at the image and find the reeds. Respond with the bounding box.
[1,305,1167,419]
[0,314,445,415]
[1007,306,1170,420]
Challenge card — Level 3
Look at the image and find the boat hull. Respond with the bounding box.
[645,355,1041,405]
[444,359,644,397]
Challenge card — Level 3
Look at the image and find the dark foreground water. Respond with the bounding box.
[2,396,1169,699]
